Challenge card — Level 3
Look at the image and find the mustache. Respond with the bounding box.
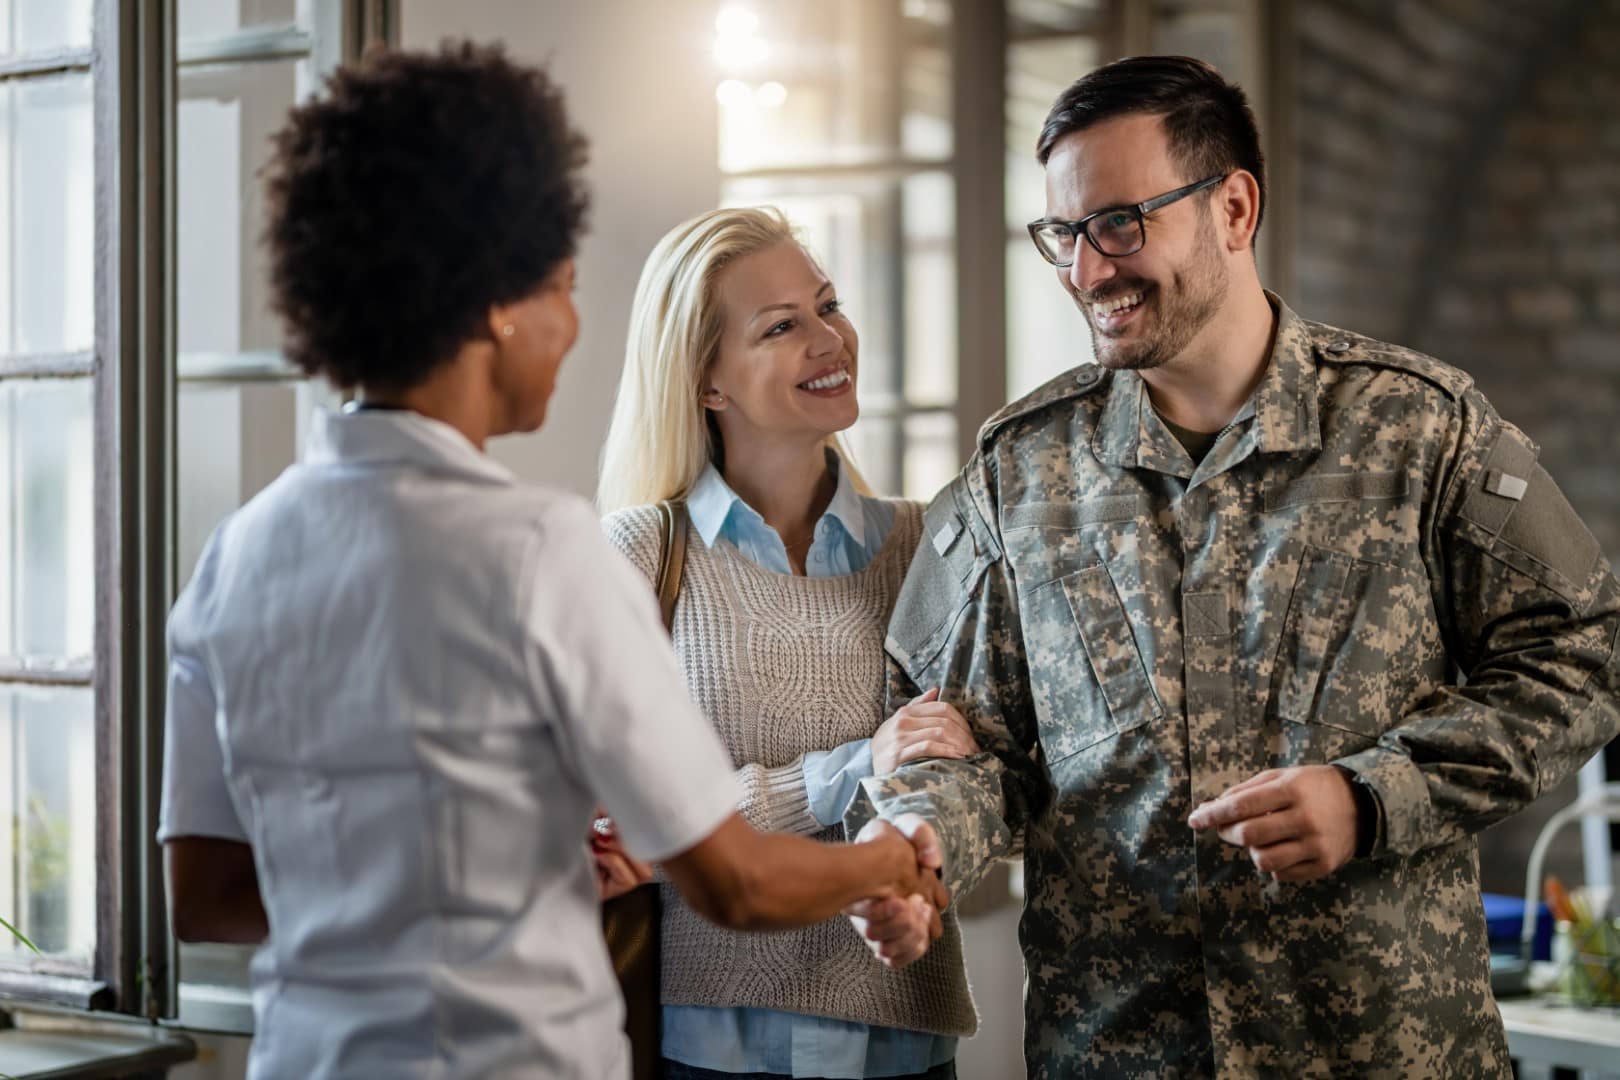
[1077,281,1152,306]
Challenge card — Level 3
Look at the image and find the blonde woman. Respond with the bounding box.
[598,207,978,1080]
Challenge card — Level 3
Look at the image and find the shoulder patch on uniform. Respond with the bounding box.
[1304,321,1474,402]
[976,365,1108,450]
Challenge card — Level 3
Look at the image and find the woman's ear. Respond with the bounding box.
[485,302,518,344]
[701,388,728,411]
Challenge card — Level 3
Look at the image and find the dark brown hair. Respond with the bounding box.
[1037,55,1266,234]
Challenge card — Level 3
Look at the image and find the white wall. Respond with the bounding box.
[403,0,724,497]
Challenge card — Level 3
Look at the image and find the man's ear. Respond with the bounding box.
[1217,170,1262,253]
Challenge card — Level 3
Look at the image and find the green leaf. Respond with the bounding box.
[0,912,40,956]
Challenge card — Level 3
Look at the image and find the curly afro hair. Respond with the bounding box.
[264,41,589,391]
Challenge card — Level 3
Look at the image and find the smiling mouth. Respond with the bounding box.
[1088,289,1150,332]
[797,367,852,393]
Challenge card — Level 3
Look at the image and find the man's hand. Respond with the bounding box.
[851,812,949,909]
[846,812,948,969]
[1187,765,1359,882]
[847,893,940,970]
[871,688,980,775]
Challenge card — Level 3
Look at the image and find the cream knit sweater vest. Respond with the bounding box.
[602,500,977,1038]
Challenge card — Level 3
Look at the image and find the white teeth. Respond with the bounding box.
[1092,291,1143,318]
[800,369,850,391]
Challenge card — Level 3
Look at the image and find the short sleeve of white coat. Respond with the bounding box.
[522,499,741,862]
[157,539,250,845]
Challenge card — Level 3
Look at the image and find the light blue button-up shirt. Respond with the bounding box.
[663,455,956,1079]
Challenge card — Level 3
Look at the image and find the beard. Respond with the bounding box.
[1075,216,1229,372]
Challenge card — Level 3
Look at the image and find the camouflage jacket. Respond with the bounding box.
[848,295,1620,1078]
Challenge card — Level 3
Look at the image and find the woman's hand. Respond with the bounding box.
[870,687,979,775]
[589,812,655,901]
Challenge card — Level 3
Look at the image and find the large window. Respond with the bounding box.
[0,0,387,1025]
[0,0,99,991]
[714,0,962,500]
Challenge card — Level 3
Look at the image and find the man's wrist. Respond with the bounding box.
[1332,764,1378,859]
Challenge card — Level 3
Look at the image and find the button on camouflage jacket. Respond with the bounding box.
[848,295,1620,1078]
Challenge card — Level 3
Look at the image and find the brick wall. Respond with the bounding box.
[1292,0,1620,895]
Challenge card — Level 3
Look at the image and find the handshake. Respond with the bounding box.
[844,813,950,971]
[591,809,949,960]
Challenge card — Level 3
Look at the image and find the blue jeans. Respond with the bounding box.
[661,1061,956,1080]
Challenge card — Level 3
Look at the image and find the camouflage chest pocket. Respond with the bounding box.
[1004,497,1160,761]
[1271,543,1440,749]
[886,484,995,672]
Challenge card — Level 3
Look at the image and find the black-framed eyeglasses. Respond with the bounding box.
[1027,173,1226,267]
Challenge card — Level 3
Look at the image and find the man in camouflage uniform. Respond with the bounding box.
[845,56,1620,1077]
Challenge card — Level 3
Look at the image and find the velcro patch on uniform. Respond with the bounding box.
[1485,470,1528,501]
[1002,494,1147,531]
[1183,592,1230,638]
[932,518,962,555]
[1459,426,1538,538]
[1264,471,1408,512]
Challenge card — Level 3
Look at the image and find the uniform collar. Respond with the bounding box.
[687,448,871,551]
[305,407,517,486]
[1091,290,1320,470]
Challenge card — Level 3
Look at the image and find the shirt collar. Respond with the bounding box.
[686,448,870,550]
[305,407,517,486]
[1092,290,1319,469]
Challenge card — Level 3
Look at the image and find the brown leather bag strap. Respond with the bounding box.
[654,499,688,634]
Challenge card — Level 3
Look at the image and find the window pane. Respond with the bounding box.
[1006,36,1099,232]
[1007,235,1092,400]
[178,0,299,39]
[178,381,328,583]
[1007,0,1104,35]
[179,58,304,360]
[0,0,92,55]
[0,379,94,660]
[0,74,95,356]
[716,0,951,172]
[902,411,956,500]
[1006,36,1098,401]
[903,171,955,406]
[0,684,94,966]
[843,414,900,497]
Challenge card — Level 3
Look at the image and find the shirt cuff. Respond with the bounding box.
[803,739,875,828]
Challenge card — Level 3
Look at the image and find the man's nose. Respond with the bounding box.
[1068,240,1117,296]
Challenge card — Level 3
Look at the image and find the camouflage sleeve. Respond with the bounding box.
[845,461,1045,901]
[1335,394,1620,858]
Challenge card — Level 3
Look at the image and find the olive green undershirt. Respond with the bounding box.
[1158,413,1222,465]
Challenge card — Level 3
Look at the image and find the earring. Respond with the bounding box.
[500,324,516,337]
[705,390,726,407]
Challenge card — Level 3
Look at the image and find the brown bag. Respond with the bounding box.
[601,499,687,1080]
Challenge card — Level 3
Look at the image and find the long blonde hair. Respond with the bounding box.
[597,205,868,513]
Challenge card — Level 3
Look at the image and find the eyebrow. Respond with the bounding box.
[749,281,834,325]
